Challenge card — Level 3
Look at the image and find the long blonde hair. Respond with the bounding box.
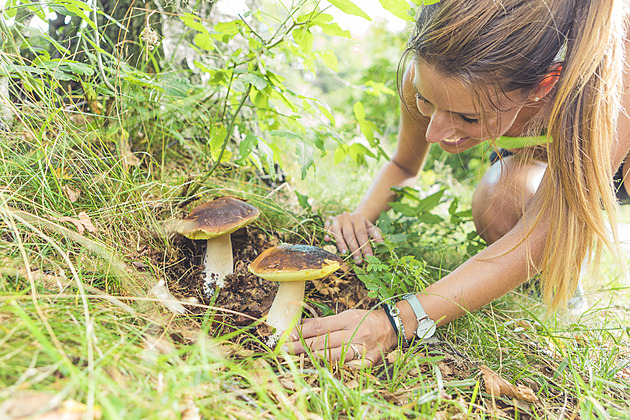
[403,0,626,310]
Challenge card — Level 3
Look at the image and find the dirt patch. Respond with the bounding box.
[153,225,378,341]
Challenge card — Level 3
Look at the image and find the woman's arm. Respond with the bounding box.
[326,64,431,261]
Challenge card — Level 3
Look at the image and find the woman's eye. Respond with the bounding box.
[459,115,478,124]
[415,93,425,101]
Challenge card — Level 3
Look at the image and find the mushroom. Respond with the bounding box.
[248,244,342,346]
[177,196,260,298]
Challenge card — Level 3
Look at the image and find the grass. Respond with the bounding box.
[1,112,629,419]
[1,7,629,418]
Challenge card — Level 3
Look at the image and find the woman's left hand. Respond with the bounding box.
[282,309,398,368]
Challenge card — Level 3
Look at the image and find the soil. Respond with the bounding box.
[160,225,378,341]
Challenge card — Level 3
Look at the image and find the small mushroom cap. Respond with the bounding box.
[248,244,342,282]
[176,196,260,240]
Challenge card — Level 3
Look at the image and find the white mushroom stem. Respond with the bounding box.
[266,281,305,344]
[202,234,233,296]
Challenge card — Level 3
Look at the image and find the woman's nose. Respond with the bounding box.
[425,112,456,144]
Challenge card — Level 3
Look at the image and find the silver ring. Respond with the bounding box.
[349,343,360,360]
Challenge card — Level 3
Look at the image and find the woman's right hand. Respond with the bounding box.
[324,212,384,264]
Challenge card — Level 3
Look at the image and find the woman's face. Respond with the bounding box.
[413,60,527,154]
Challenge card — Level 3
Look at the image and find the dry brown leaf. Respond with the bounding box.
[62,185,80,203]
[0,391,101,419]
[480,365,539,402]
[53,211,97,234]
[386,349,403,364]
[322,244,338,254]
[337,296,355,307]
[180,395,201,420]
[616,365,630,380]
[345,379,360,389]
[438,361,453,376]
[119,131,141,167]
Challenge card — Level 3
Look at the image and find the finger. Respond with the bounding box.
[342,224,362,262]
[346,358,374,370]
[323,217,332,242]
[367,224,384,243]
[352,225,374,262]
[328,219,349,254]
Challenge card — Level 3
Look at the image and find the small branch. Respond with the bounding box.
[181,83,253,203]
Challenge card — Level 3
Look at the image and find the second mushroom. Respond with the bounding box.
[249,244,342,346]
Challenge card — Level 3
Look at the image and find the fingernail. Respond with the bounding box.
[279,345,289,352]
[340,249,347,254]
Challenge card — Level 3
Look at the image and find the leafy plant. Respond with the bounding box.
[356,252,429,299]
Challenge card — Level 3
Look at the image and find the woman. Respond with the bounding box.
[284,0,630,366]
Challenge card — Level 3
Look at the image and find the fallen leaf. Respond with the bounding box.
[480,365,539,402]
[53,211,97,234]
[322,244,338,254]
[180,395,201,420]
[0,391,101,419]
[150,279,186,314]
[438,361,454,376]
[119,130,141,167]
[386,349,403,364]
[345,379,359,389]
[62,185,80,203]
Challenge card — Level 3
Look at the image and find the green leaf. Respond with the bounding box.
[3,0,18,18]
[296,142,315,179]
[317,104,336,126]
[359,120,374,142]
[353,101,366,121]
[209,124,227,154]
[319,22,352,38]
[239,134,259,160]
[293,27,314,53]
[378,0,415,21]
[270,130,301,139]
[297,11,332,24]
[417,213,444,224]
[252,89,269,108]
[64,61,94,76]
[388,202,418,217]
[194,32,215,51]
[181,13,207,33]
[416,189,445,212]
[295,191,311,211]
[319,50,338,72]
[327,0,372,20]
[333,145,347,165]
[242,73,268,90]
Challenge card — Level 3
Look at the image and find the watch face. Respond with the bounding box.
[416,319,436,340]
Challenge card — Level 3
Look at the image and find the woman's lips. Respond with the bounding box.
[441,137,469,146]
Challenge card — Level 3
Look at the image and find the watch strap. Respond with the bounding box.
[402,294,437,341]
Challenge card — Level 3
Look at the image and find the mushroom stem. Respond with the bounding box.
[202,234,233,297]
[266,281,305,338]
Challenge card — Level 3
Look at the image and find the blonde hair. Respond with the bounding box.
[402,0,626,310]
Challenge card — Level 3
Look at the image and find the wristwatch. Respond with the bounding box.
[402,294,437,341]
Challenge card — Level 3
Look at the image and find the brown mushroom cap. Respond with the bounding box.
[249,244,342,282]
[177,196,260,240]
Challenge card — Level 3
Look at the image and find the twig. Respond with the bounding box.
[181,83,253,203]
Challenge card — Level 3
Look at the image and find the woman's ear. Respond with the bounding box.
[529,63,563,101]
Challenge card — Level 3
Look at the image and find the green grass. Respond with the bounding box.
[1,115,628,419]
[1,5,629,417]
